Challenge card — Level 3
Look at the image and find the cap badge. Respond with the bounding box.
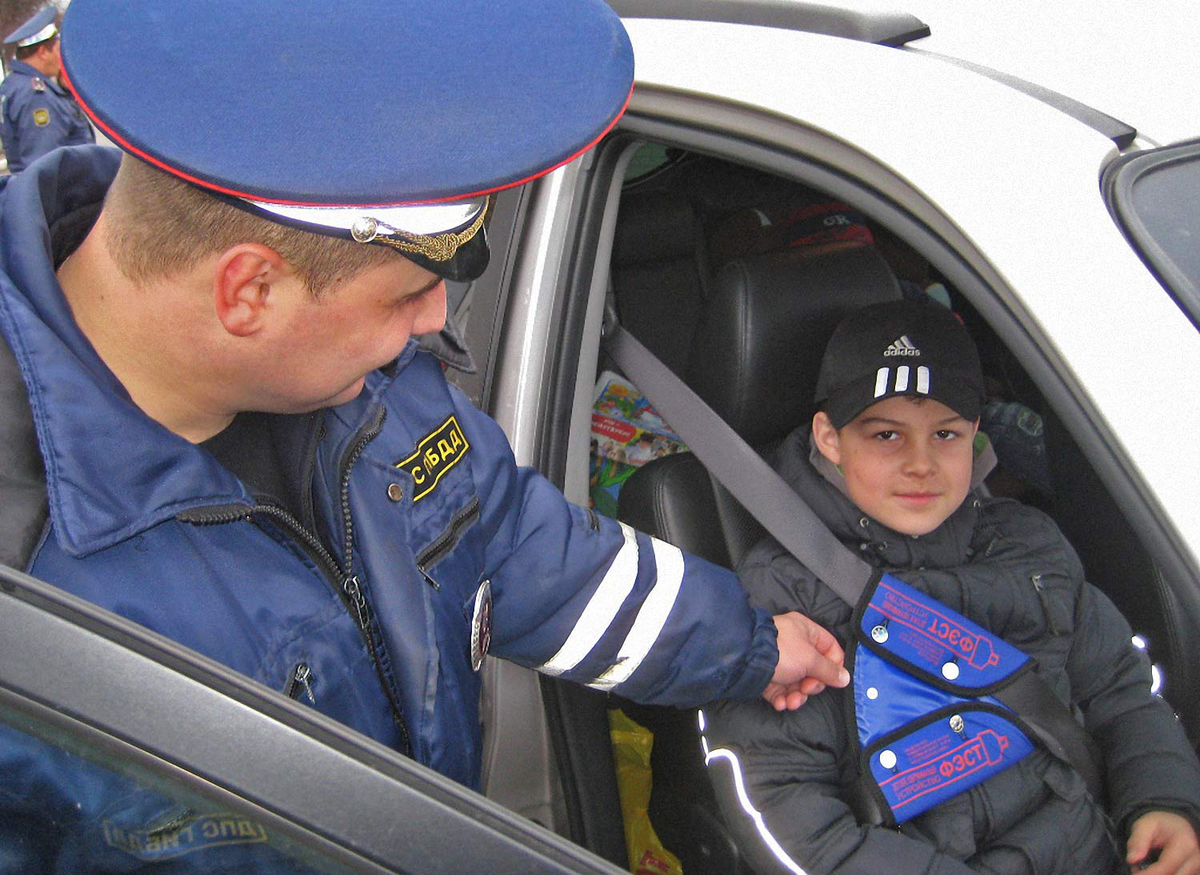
[350,216,379,244]
[353,199,489,263]
[883,335,920,357]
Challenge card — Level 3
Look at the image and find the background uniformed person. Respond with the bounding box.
[0,5,93,173]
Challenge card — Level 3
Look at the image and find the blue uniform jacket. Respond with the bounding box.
[0,60,93,173]
[0,146,778,871]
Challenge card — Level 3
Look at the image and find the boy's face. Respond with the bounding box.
[812,395,978,536]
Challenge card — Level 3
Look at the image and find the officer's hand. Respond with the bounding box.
[1127,810,1200,874]
[762,612,850,711]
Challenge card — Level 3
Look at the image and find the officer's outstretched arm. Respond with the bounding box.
[454,386,785,707]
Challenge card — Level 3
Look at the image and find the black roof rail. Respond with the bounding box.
[911,50,1138,150]
[606,0,930,47]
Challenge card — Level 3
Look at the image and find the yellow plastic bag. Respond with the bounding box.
[608,709,684,875]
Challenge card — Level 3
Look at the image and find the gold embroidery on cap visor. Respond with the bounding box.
[352,197,489,263]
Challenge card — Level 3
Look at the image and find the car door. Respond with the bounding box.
[0,562,624,873]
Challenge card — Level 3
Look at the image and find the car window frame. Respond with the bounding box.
[605,89,1200,612]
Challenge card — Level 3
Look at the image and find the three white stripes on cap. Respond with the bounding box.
[875,335,929,398]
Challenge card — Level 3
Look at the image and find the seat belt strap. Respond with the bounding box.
[604,324,1104,802]
[995,671,1105,796]
[605,324,874,607]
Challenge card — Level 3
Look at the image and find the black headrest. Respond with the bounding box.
[685,245,903,445]
[612,189,698,267]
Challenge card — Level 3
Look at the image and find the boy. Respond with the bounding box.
[704,299,1200,874]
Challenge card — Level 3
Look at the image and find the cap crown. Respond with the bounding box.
[60,0,633,207]
[815,298,986,427]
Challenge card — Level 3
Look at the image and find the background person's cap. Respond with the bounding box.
[814,298,986,428]
[4,7,58,48]
[58,0,635,281]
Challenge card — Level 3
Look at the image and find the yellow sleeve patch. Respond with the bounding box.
[32,107,50,127]
[395,415,470,501]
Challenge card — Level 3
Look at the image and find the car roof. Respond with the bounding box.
[896,0,1200,147]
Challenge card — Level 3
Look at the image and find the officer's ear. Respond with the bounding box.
[212,243,291,337]
[811,410,843,467]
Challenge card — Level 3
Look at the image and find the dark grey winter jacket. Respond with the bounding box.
[704,426,1200,875]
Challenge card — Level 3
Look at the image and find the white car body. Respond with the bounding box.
[465,5,1200,865]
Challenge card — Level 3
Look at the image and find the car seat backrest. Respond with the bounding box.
[685,244,903,447]
[610,188,710,377]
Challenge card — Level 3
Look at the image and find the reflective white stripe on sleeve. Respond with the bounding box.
[538,521,640,677]
[698,709,812,875]
[589,537,685,691]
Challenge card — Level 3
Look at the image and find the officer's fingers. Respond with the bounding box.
[777,689,808,711]
[761,681,783,708]
[812,653,851,689]
[798,677,826,696]
[798,614,845,665]
[772,613,850,689]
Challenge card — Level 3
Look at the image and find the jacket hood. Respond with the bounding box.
[0,146,255,556]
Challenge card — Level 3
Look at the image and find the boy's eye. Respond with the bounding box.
[935,429,960,440]
[873,430,898,441]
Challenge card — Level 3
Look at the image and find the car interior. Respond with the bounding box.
[542,140,1200,872]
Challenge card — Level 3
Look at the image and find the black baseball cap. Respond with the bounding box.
[814,298,986,428]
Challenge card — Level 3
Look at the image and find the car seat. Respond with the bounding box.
[614,243,902,873]
[610,187,713,378]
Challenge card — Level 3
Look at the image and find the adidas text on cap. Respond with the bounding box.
[58,0,634,281]
[814,298,986,428]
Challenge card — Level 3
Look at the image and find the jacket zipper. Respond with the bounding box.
[285,662,316,704]
[1031,573,1061,636]
[415,496,480,590]
[180,406,412,755]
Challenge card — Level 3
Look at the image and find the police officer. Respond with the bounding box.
[0,6,93,173]
[0,1,847,868]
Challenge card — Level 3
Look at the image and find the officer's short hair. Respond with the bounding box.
[103,157,400,297]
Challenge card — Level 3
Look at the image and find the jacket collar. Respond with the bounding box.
[7,59,40,79]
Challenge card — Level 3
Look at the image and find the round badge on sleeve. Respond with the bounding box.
[470,580,493,672]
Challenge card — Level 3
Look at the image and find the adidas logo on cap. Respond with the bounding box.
[883,335,920,357]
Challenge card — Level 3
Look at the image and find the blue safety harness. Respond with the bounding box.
[852,573,1040,823]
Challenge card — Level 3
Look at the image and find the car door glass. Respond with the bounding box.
[0,706,349,874]
[1105,139,1200,330]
